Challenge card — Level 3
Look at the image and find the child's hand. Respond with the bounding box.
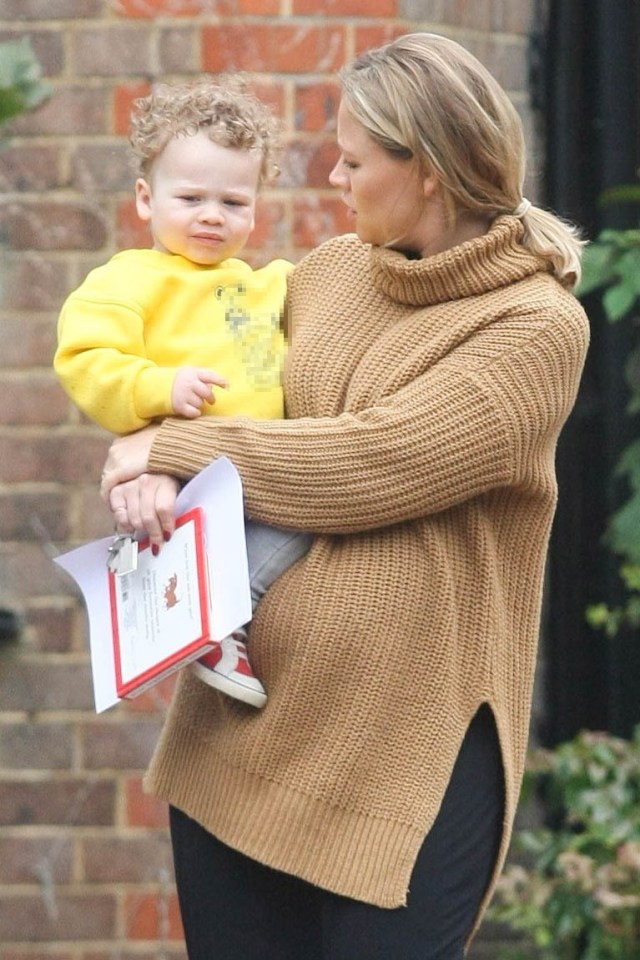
[172,367,228,418]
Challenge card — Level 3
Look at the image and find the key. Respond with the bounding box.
[107,534,138,576]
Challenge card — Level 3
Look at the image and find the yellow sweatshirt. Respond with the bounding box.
[54,249,291,434]
[143,219,589,938]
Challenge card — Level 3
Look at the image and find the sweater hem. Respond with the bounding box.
[144,722,424,909]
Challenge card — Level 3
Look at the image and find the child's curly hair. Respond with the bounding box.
[129,76,282,186]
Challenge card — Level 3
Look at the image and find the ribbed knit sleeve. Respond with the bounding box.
[150,228,585,533]
[149,371,512,533]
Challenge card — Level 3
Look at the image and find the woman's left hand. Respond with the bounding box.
[109,473,180,547]
[101,424,160,502]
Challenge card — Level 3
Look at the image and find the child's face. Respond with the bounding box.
[135,130,262,265]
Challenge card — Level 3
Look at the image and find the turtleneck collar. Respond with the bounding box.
[369,216,549,307]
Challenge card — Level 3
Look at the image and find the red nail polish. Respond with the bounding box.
[163,531,171,542]
[152,544,159,556]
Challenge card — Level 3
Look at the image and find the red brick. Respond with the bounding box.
[2,252,71,310]
[246,80,285,123]
[124,890,183,940]
[0,659,94,710]
[75,952,186,960]
[295,81,340,132]
[250,197,289,248]
[0,893,116,942]
[81,718,163,770]
[0,0,100,16]
[237,0,279,12]
[117,0,204,15]
[75,953,186,960]
[0,145,61,191]
[114,82,151,136]
[0,431,110,484]
[9,86,108,136]
[0,490,70,541]
[25,602,76,653]
[0,951,74,960]
[0,779,115,826]
[0,722,74,769]
[71,143,132,194]
[82,832,174,882]
[0,374,71,426]
[354,22,410,56]
[158,26,199,74]
[0,834,74,884]
[77,486,117,541]
[293,195,352,248]
[126,777,170,828]
[281,137,340,189]
[294,0,396,13]
[117,198,152,250]
[2,545,83,606]
[0,318,58,369]
[0,29,65,78]
[72,26,155,76]
[119,0,278,14]
[202,23,345,74]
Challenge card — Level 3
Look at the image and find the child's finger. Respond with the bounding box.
[197,368,229,389]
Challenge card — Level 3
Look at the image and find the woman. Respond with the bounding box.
[102,33,589,960]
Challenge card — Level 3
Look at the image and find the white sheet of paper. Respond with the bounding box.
[55,457,251,712]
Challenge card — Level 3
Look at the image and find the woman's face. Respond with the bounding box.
[329,100,441,257]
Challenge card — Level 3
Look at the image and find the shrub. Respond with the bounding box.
[489,727,640,959]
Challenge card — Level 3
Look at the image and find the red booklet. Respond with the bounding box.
[108,507,214,698]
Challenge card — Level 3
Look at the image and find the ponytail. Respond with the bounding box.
[517,203,586,291]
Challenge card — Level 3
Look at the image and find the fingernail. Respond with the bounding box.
[163,531,171,542]
[151,544,159,556]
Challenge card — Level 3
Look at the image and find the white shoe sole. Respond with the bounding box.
[191,660,267,709]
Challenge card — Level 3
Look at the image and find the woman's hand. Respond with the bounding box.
[101,424,160,502]
[108,473,180,548]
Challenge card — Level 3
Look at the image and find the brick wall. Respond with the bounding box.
[0,1,536,956]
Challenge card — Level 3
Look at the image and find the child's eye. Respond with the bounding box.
[179,195,200,203]
[225,199,247,207]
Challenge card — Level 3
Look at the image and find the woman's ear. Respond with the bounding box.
[422,170,441,201]
[134,178,153,223]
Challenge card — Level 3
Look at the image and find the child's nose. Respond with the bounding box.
[198,202,224,223]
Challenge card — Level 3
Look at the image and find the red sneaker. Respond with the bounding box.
[191,630,267,708]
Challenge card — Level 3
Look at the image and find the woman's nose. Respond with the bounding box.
[329,159,346,189]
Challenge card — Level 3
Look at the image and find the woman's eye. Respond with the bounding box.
[343,159,358,171]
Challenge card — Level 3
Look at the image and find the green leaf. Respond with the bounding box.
[617,248,640,295]
[599,184,640,207]
[0,37,50,129]
[577,241,618,297]
[615,438,640,484]
[608,495,640,560]
[602,280,638,321]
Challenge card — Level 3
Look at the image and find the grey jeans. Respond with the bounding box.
[245,520,312,610]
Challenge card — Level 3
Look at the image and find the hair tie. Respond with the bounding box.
[514,198,532,218]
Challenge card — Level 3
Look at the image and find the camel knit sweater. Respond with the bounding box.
[144,217,589,920]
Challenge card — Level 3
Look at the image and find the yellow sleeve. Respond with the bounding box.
[54,291,176,435]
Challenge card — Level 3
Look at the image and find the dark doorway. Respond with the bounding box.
[538,0,640,743]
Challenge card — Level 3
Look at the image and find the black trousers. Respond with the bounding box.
[169,705,504,960]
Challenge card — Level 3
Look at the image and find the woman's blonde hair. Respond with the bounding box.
[340,32,585,289]
[129,76,281,187]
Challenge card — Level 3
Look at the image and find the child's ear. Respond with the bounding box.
[134,178,153,222]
